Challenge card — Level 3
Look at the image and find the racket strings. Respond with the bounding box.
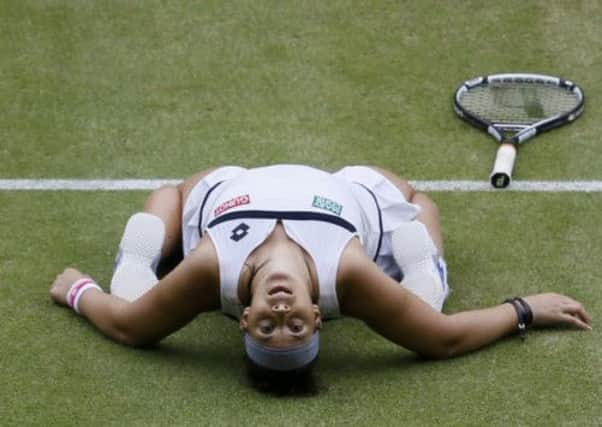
[459,84,580,125]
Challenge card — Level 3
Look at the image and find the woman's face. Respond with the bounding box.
[240,255,321,348]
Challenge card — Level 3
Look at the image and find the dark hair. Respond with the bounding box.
[244,354,320,396]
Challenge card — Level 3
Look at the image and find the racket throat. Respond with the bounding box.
[487,126,503,141]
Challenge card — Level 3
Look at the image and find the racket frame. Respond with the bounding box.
[453,73,584,145]
[453,73,584,188]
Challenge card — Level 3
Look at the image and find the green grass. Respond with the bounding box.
[0,192,600,425]
[1,1,601,425]
[2,1,602,179]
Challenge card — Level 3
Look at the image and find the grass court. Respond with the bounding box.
[1,1,601,425]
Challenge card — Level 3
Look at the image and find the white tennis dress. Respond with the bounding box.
[181,165,420,320]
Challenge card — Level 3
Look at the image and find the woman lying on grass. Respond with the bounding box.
[50,164,592,395]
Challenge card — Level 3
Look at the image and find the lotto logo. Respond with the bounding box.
[230,223,250,242]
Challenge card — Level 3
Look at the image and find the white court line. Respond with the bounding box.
[0,179,181,191]
[1,179,602,192]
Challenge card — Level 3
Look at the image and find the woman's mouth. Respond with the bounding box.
[268,285,292,296]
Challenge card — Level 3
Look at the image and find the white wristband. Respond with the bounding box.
[66,278,102,314]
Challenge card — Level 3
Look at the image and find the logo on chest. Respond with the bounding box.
[214,194,251,217]
[312,195,343,216]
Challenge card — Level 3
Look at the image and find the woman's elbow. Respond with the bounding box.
[416,344,460,360]
[111,308,158,348]
[113,324,159,348]
[416,318,465,360]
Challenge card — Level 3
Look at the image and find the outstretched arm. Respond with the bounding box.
[50,239,220,347]
[337,239,592,359]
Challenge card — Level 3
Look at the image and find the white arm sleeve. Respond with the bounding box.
[110,213,164,302]
[391,221,450,312]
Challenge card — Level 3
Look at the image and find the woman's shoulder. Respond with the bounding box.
[336,237,408,316]
[179,236,221,291]
[335,238,374,296]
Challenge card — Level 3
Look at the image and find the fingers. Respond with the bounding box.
[560,313,592,331]
[50,267,85,306]
[563,302,593,328]
[557,295,590,319]
[525,293,593,331]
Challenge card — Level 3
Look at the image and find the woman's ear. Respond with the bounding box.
[312,304,323,330]
[239,307,250,331]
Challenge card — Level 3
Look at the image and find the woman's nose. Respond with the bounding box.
[272,303,290,312]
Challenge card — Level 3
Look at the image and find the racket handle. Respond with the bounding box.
[489,143,517,188]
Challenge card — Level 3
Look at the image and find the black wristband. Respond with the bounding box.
[503,297,533,338]
[514,297,533,326]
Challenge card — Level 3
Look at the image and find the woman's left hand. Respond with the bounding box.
[523,293,593,330]
[50,267,87,306]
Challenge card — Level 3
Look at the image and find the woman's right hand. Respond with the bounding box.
[50,267,87,306]
[523,293,592,330]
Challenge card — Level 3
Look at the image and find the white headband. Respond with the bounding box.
[244,332,320,372]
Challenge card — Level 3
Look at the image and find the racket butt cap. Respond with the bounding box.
[490,172,511,188]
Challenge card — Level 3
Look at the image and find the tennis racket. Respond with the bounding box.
[453,73,585,188]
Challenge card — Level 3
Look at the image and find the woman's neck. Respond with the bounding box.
[238,223,319,305]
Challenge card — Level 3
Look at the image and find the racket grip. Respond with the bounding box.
[489,143,517,188]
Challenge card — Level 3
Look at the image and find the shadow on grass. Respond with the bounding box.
[145,340,242,369]
[318,347,422,372]
[145,318,448,378]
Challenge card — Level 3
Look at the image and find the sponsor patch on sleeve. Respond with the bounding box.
[312,195,342,216]
[214,194,250,216]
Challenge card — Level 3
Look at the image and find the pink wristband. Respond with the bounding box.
[66,278,102,314]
